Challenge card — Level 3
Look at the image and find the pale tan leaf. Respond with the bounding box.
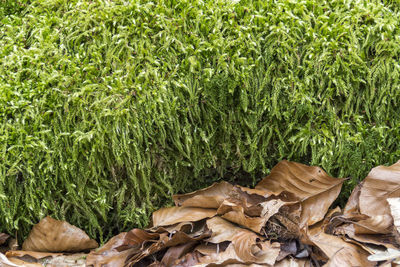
[368,248,400,262]
[22,217,98,252]
[388,198,400,235]
[274,257,311,267]
[0,253,20,267]
[359,161,400,227]
[173,182,233,209]
[205,217,244,244]
[221,211,266,233]
[152,207,216,227]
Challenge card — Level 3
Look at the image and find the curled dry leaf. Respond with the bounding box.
[306,222,374,267]
[256,160,345,227]
[358,161,400,222]
[388,198,400,236]
[152,207,216,227]
[333,161,400,248]
[0,253,20,267]
[22,216,98,252]
[274,257,311,267]
[368,248,400,262]
[160,241,198,266]
[5,251,87,267]
[86,229,160,267]
[205,217,250,244]
[173,182,233,209]
[221,210,266,234]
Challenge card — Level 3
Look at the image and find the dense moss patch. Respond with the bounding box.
[1,0,400,241]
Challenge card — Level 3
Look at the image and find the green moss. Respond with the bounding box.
[1,0,400,242]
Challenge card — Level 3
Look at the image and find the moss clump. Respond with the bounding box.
[1,0,400,241]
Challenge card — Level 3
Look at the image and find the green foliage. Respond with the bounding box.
[1,0,400,241]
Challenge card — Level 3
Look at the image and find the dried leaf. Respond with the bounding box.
[149,221,194,233]
[343,181,364,217]
[173,251,202,267]
[152,207,216,227]
[161,242,197,266]
[276,240,297,261]
[173,182,233,209]
[221,211,266,234]
[256,160,345,227]
[388,198,400,235]
[5,251,87,267]
[306,223,374,266]
[22,217,98,252]
[205,217,249,244]
[0,253,20,267]
[274,257,311,267]
[335,223,398,249]
[358,161,400,228]
[198,240,279,266]
[86,230,158,267]
[368,248,400,262]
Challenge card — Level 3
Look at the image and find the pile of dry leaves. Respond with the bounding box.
[1,160,400,267]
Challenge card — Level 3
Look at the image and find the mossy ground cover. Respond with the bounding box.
[1,0,400,242]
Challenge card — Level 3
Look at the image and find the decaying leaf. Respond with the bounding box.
[6,160,400,266]
[274,257,311,267]
[5,251,87,267]
[256,160,345,227]
[388,198,400,236]
[306,222,375,267]
[160,241,198,266]
[22,217,98,252]
[173,182,233,209]
[205,217,244,244]
[152,207,216,227]
[332,161,400,249]
[368,248,400,262]
[359,161,400,221]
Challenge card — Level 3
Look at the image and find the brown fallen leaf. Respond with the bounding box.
[256,160,345,227]
[198,239,279,266]
[221,210,266,234]
[388,198,400,235]
[172,251,202,267]
[274,256,311,267]
[359,161,400,221]
[149,221,195,233]
[160,241,198,266]
[306,221,374,267]
[86,231,151,267]
[216,186,267,217]
[5,251,87,267]
[173,182,234,209]
[152,207,216,228]
[205,217,250,244]
[334,223,398,249]
[22,217,98,252]
[87,225,210,267]
[332,161,400,249]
